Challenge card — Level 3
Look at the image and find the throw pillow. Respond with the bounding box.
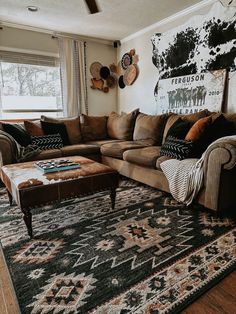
[185,116,212,141]
[31,134,63,150]
[208,113,235,139]
[194,114,235,157]
[133,113,168,145]
[80,114,108,141]
[107,109,139,140]
[41,121,70,145]
[41,116,82,144]
[166,118,192,139]
[2,123,31,147]
[162,109,210,143]
[160,135,194,160]
[223,113,236,132]
[24,120,44,136]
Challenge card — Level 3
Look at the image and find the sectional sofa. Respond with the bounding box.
[0,109,235,213]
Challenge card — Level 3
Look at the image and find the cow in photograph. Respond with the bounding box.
[167,90,177,109]
[196,86,207,106]
[182,88,193,107]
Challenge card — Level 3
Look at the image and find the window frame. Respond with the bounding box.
[0,49,63,118]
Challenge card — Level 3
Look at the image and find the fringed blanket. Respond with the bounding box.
[160,135,236,205]
[2,132,41,162]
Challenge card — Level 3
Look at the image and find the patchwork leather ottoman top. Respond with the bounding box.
[1,156,119,210]
[1,156,119,237]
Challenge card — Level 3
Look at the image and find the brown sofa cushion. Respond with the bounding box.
[107,109,139,140]
[123,146,161,168]
[86,139,124,146]
[101,140,152,159]
[32,149,62,161]
[185,116,212,141]
[156,155,173,170]
[60,144,100,157]
[41,115,82,144]
[162,110,210,144]
[133,113,168,145]
[24,120,44,136]
[80,114,108,141]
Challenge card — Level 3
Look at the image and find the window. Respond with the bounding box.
[0,51,63,119]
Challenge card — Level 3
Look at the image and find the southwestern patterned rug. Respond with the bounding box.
[0,179,235,314]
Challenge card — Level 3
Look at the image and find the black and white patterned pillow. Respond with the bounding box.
[31,134,63,150]
[160,135,193,160]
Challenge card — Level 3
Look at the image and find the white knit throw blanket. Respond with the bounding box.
[160,135,236,205]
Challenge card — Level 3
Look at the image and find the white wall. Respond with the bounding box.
[117,0,236,114]
[0,26,117,116]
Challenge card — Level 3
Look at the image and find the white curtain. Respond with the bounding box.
[58,37,88,117]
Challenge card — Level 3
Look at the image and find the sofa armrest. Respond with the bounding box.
[0,130,16,169]
[203,139,236,211]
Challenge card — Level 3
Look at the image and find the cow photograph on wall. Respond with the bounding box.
[151,2,236,114]
[157,70,226,114]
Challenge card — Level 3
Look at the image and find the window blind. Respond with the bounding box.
[0,50,59,67]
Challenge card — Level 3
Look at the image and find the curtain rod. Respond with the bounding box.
[51,33,113,46]
[0,21,114,46]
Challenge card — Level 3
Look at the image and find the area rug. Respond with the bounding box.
[0,179,235,314]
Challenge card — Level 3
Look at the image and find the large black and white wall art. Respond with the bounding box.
[156,70,226,114]
[151,2,236,111]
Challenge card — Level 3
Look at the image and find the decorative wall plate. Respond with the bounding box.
[91,78,104,90]
[129,49,136,56]
[100,66,110,79]
[90,60,119,92]
[118,75,126,89]
[118,48,139,89]
[132,54,139,64]
[121,53,132,70]
[106,75,117,88]
[109,63,118,73]
[90,62,102,80]
[123,64,138,86]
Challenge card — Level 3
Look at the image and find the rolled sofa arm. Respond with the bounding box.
[202,139,236,211]
[0,130,16,169]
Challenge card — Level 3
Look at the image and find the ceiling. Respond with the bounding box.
[0,0,203,40]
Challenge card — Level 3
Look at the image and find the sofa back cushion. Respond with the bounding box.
[223,113,236,132]
[162,109,210,144]
[107,109,139,140]
[80,114,108,141]
[24,120,44,136]
[166,118,192,139]
[192,114,235,157]
[133,113,168,145]
[2,123,31,147]
[41,121,70,146]
[41,115,82,144]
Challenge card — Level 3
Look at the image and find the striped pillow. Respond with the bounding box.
[31,134,63,150]
[160,135,193,160]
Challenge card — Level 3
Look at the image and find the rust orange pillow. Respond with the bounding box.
[185,116,212,141]
[24,120,44,136]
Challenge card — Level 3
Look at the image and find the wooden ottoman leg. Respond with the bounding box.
[110,187,116,210]
[7,190,13,206]
[22,209,33,238]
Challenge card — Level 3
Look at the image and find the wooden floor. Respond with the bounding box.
[0,247,20,314]
[0,246,235,314]
[182,270,236,314]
